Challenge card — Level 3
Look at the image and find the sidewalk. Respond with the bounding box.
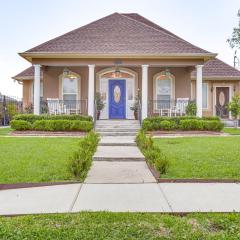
[1,182,240,215]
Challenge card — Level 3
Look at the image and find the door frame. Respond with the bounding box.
[108,79,126,119]
[213,84,232,119]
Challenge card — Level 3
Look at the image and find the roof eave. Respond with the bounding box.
[19,52,217,62]
[191,76,240,81]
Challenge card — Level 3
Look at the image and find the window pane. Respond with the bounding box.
[157,94,171,109]
[157,79,171,95]
[63,78,77,94]
[63,94,76,101]
[156,78,172,109]
[202,83,208,108]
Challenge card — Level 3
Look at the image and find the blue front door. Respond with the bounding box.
[109,80,126,119]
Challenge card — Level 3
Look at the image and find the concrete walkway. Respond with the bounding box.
[1,183,240,215]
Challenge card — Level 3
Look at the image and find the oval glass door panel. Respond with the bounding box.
[114,85,121,103]
[219,91,225,106]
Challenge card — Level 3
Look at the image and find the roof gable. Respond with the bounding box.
[23,13,212,56]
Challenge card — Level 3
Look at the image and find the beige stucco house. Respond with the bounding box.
[13,13,240,120]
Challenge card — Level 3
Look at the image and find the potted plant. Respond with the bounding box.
[130,95,140,120]
[227,95,240,127]
[95,92,105,120]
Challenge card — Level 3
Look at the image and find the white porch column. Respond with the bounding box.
[141,65,149,120]
[196,65,203,117]
[88,64,95,117]
[33,64,41,115]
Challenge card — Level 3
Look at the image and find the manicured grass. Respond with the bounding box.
[0,212,240,239]
[154,136,240,179]
[224,127,240,135]
[0,127,12,136]
[0,137,80,183]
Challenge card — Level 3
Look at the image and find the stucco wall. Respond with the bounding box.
[22,80,32,109]
[191,80,240,116]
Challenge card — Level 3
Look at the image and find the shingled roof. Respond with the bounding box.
[21,13,214,57]
[13,66,42,81]
[191,58,240,79]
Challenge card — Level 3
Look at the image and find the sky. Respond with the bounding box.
[0,0,239,97]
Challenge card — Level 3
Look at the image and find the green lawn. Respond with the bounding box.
[0,212,240,239]
[154,136,240,179]
[0,127,12,136]
[223,128,240,135]
[0,137,80,183]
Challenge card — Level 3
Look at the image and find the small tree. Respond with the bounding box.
[227,95,240,127]
[186,102,197,116]
[95,92,104,120]
[227,9,240,50]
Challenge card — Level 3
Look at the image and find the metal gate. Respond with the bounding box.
[0,94,23,126]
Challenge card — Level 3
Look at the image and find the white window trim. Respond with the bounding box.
[59,72,81,100]
[153,71,175,112]
[213,84,233,119]
[202,82,208,110]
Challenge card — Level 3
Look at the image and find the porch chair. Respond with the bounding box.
[170,98,189,116]
[47,98,68,115]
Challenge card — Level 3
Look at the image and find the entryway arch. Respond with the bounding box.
[96,67,138,119]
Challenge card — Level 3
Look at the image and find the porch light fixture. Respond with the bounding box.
[63,68,76,79]
[63,67,70,77]
[114,67,121,78]
[165,68,171,77]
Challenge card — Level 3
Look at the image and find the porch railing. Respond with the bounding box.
[148,99,191,117]
[40,99,88,115]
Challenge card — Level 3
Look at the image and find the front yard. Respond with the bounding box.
[0,212,240,239]
[0,137,79,183]
[155,136,240,179]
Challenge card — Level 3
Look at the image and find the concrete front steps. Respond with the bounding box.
[95,120,140,137]
[93,146,145,161]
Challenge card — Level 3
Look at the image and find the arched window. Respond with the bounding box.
[154,70,175,109]
[156,71,174,100]
[61,71,80,101]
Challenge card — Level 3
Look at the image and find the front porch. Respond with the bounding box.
[27,61,205,121]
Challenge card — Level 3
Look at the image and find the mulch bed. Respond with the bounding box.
[10,131,86,136]
[149,130,226,136]
[0,182,80,191]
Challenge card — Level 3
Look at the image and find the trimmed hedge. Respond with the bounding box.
[136,131,169,174]
[69,131,99,180]
[13,114,92,123]
[10,120,93,132]
[10,120,32,131]
[142,116,223,132]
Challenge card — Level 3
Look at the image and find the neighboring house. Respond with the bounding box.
[13,13,240,120]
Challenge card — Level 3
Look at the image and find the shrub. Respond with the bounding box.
[155,158,170,175]
[179,119,203,131]
[202,120,224,131]
[142,116,222,132]
[70,121,93,132]
[13,114,92,123]
[160,120,174,130]
[32,120,93,132]
[136,131,169,175]
[10,120,32,131]
[186,102,197,116]
[69,131,99,180]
